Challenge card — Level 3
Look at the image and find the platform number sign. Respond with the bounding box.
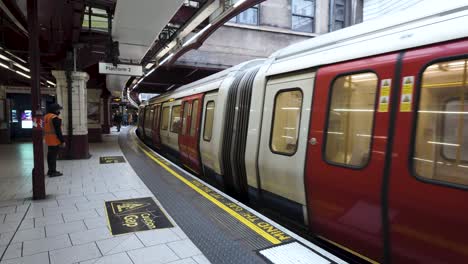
[105,197,173,235]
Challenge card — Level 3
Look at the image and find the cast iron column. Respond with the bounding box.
[27,0,45,199]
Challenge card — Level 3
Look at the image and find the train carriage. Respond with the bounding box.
[138,4,468,263]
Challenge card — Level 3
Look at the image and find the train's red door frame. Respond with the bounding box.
[387,39,468,263]
[179,93,204,174]
[304,53,398,263]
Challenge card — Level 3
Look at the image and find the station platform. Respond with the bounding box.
[0,127,347,264]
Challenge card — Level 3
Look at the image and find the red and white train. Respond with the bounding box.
[137,4,468,263]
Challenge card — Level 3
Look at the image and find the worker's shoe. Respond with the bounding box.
[49,171,63,177]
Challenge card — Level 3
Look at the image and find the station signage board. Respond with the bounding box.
[105,197,173,235]
[99,62,143,76]
[100,156,126,164]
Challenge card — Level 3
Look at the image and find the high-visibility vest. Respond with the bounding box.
[44,113,61,146]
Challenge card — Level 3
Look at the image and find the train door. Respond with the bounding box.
[304,54,398,263]
[151,104,162,149]
[179,94,203,174]
[257,71,314,223]
[388,40,468,263]
[143,106,154,141]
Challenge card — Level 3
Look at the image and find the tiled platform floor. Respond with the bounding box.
[0,131,210,264]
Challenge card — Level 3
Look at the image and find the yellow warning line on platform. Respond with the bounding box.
[136,144,283,245]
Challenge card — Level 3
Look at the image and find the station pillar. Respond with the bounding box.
[101,91,111,134]
[87,88,102,142]
[52,70,90,159]
[0,86,9,144]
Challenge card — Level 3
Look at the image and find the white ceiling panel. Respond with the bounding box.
[108,0,185,92]
[112,0,185,61]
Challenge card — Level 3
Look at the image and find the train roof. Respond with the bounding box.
[267,2,468,76]
[147,59,265,104]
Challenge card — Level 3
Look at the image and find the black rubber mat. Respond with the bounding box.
[119,128,267,264]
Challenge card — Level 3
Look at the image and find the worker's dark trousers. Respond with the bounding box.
[47,145,59,173]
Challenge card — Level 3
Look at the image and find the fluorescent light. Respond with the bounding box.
[233,0,247,8]
[0,54,10,61]
[0,62,10,69]
[145,63,154,69]
[16,71,31,79]
[5,50,27,63]
[333,109,374,112]
[183,24,212,47]
[413,157,433,163]
[328,131,344,135]
[145,67,156,77]
[137,78,144,84]
[419,110,467,115]
[281,135,294,139]
[281,107,300,110]
[13,62,29,72]
[427,141,459,147]
[159,53,174,66]
[46,80,56,86]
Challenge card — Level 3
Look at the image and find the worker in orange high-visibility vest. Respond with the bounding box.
[44,103,65,177]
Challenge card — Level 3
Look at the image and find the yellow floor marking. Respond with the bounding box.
[137,145,282,245]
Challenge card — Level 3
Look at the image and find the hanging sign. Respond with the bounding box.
[378,79,391,112]
[99,62,143,76]
[400,76,414,112]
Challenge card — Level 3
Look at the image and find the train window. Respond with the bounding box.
[182,102,191,136]
[161,107,170,130]
[413,59,468,186]
[190,100,199,137]
[270,89,303,155]
[325,72,378,167]
[203,101,215,141]
[170,105,182,134]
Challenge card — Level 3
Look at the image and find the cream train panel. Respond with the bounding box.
[257,71,315,206]
[160,99,182,152]
[244,58,275,189]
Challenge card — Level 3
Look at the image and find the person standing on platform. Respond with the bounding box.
[123,111,128,126]
[128,112,133,125]
[44,103,65,177]
[113,111,123,132]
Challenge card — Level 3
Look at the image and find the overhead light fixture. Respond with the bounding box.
[145,67,156,77]
[145,63,154,69]
[183,24,212,47]
[16,71,31,79]
[5,50,27,64]
[159,53,174,66]
[0,54,10,61]
[13,62,30,72]
[233,0,247,8]
[46,80,56,86]
[0,62,10,69]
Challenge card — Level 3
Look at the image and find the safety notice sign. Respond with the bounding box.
[400,76,414,112]
[105,197,173,235]
[100,156,126,164]
[378,79,391,112]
